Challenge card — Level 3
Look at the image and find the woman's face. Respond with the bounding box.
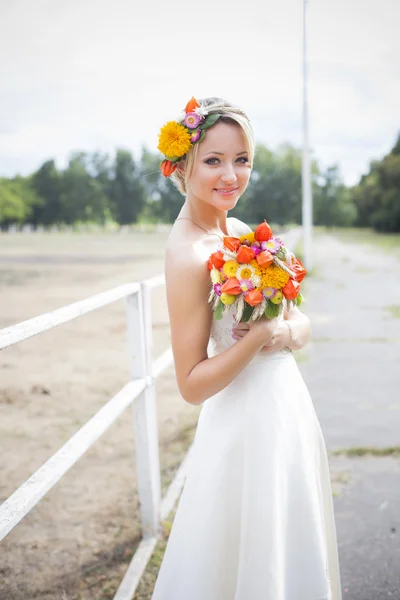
[182,121,252,210]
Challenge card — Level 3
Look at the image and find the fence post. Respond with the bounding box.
[125,288,161,539]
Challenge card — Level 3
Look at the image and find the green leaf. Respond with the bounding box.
[241,303,254,322]
[214,300,224,320]
[164,155,181,163]
[264,301,280,319]
[198,129,206,143]
[296,293,303,306]
[200,114,221,131]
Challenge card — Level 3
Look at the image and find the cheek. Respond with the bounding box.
[192,165,217,188]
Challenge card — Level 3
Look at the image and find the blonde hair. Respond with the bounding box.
[169,96,255,197]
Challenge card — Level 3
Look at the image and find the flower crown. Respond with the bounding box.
[157,96,221,177]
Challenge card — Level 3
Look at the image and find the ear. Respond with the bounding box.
[176,158,187,176]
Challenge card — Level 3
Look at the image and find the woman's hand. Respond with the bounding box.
[232,319,290,353]
[232,307,311,352]
[231,315,279,348]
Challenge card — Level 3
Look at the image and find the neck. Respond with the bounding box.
[178,200,230,236]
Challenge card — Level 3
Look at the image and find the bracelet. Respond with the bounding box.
[284,320,293,348]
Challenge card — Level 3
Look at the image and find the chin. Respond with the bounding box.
[212,190,241,210]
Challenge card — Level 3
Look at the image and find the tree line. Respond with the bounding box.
[1,133,399,232]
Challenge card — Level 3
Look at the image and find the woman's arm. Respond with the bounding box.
[166,244,279,406]
[282,303,311,350]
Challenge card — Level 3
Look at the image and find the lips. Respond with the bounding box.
[214,187,239,191]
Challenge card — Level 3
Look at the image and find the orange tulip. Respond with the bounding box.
[244,289,263,306]
[282,279,300,300]
[256,250,274,268]
[223,236,242,252]
[254,219,273,242]
[209,250,225,270]
[221,277,242,295]
[236,245,255,263]
[291,258,307,283]
[160,160,177,177]
[185,97,200,113]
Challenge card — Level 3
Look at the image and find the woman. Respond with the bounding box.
[151,96,342,599]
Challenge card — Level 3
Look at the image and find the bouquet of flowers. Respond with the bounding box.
[207,219,307,322]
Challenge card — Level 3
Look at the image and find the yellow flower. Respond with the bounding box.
[223,260,239,278]
[249,259,261,276]
[210,268,222,284]
[260,264,290,289]
[239,232,255,244]
[157,121,192,158]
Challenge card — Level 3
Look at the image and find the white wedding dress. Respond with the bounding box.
[151,302,342,600]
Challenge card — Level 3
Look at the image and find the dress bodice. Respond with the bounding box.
[207,301,293,363]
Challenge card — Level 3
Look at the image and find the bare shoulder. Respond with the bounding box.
[228,216,253,236]
[165,237,212,403]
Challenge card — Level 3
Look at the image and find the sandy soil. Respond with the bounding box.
[0,230,202,600]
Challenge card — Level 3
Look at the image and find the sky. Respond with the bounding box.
[0,0,399,186]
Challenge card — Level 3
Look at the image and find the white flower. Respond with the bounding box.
[194,106,209,117]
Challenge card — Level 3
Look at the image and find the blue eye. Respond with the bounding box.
[205,157,248,165]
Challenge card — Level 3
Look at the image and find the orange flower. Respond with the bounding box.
[244,289,263,306]
[282,279,300,300]
[254,219,273,242]
[223,236,242,252]
[236,245,255,263]
[221,277,242,295]
[256,250,274,268]
[160,160,177,177]
[291,258,307,283]
[185,97,200,113]
[209,250,225,270]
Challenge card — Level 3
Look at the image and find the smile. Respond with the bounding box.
[214,188,239,195]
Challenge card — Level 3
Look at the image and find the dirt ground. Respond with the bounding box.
[0,229,202,600]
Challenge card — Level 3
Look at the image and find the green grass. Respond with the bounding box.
[384,305,400,319]
[332,446,400,457]
[328,227,400,256]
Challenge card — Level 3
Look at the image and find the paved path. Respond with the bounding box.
[298,230,400,599]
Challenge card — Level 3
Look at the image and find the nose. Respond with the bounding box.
[220,163,238,184]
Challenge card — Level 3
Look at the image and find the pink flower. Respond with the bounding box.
[214,283,222,296]
[190,128,202,142]
[250,244,262,255]
[239,279,255,293]
[263,286,277,299]
[184,112,203,129]
[261,237,282,255]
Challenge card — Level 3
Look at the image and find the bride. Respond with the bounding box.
[151,96,342,599]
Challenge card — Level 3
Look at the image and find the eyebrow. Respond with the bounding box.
[202,151,248,157]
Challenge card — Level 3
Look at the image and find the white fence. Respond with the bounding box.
[0,276,193,600]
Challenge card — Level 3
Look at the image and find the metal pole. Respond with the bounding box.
[302,0,313,271]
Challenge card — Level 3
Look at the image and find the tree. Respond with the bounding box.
[0,177,41,227]
[60,153,110,224]
[109,149,145,224]
[31,160,62,225]
[313,165,356,227]
[350,132,400,232]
